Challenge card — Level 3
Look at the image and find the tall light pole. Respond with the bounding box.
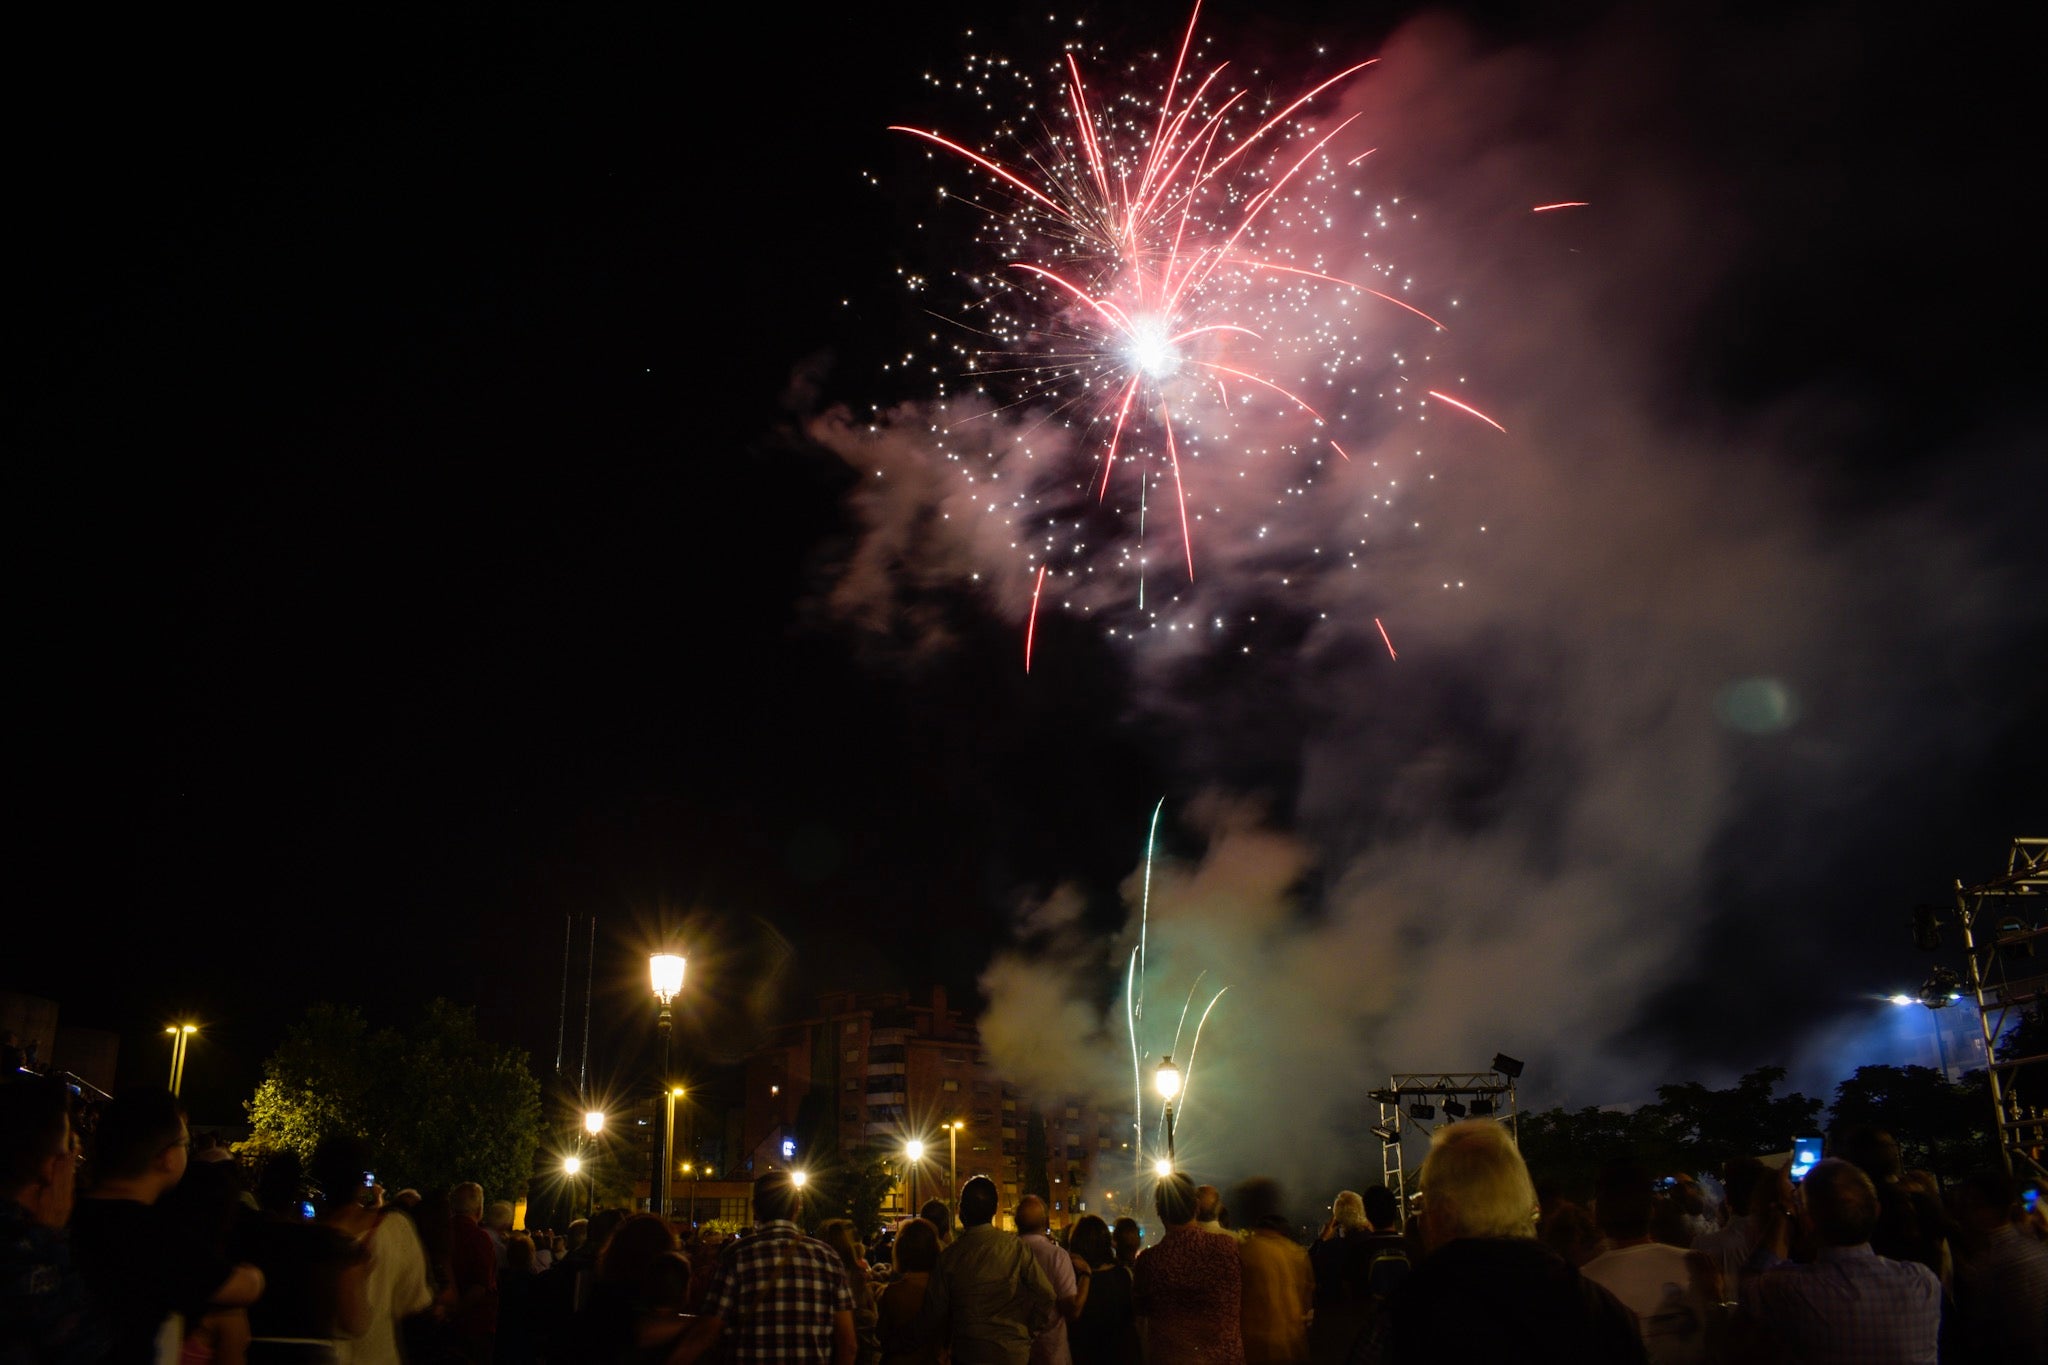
[565,1155,588,1219]
[680,1161,699,1228]
[944,1120,964,1216]
[1155,1055,1181,1169]
[650,953,686,1219]
[906,1139,925,1214]
[165,1025,197,1097]
[664,1086,686,1224]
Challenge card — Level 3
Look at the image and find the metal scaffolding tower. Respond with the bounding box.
[1952,837,2048,1179]
[1370,1068,1521,1215]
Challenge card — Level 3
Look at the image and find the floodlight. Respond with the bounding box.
[1370,1121,1399,1144]
[1408,1103,1435,1121]
[1442,1100,1467,1119]
[1368,1088,1399,1104]
[1469,1098,1496,1116]
[1491,1054,1525,1079]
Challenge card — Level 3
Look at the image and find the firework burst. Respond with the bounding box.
[886,2,1501,663]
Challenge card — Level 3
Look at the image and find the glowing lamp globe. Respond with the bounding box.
[1155,1056,1182,1101]
[650,953,686,1004]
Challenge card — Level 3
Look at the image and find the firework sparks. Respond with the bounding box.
[1531,201,1589,212]
[1426,388,1507,433]
[889,2,1500,654]
[1375,616,1398,659]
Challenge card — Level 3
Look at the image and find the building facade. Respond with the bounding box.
[742,987,1133,1229]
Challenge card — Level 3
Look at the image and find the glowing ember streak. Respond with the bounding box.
[1375,616,1397,659]
[1025,563,1048,672]
[1426,389,1507,433]
[1531,201,1588,212]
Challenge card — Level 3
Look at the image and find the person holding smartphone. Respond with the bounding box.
[1948,1169,2048,1363]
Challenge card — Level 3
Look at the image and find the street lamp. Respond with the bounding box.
[664,1086,686,1225]
[164,1024,198,1097]
[790,1169,807,1188]
[1155,1056,1181,1168]
[650,952,686,1219]
[585,1110,607,1136]
[564,1156,589,1218]
[944,1120,965,1216]
[906,1139,925,1213]
[680,1161,700,1229]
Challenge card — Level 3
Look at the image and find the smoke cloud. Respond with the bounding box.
[801,4,2039,1199]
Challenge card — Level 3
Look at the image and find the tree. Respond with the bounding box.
[1637,1067,1823,1169]
[247,999,543,1204]
[1828,1064,1999,1178]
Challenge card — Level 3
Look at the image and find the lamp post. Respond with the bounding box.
[165,1025,197,1097]
[906,1139,925,1215]
[650,953,686,1218]
[664,1086,686,1225]
[1155,1056,1181,1168]
[565,1156,588,1218]
[680,1161,700,1229]
[944,1120,964,1216]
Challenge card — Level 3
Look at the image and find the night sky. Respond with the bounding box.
[13,0,2042,1188]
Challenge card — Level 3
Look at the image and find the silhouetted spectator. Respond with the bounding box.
[1690,1158,1769,1292]
[1063,1215,1134,1365]
[1353,1120,1643,1364]
[917,1176,1053,1365]
[667,1172,854,1364]
[446,1183,499,1365]
[1014,1196,1078,1365]
[1948,1168,2047,1365]
[0,1076,102,1365]
[71,1089,264,1365]
[1132,1173,1244,1364]
[1579,1160,1716,1364]
[878,1217,943,1365]
[1235,1179,1310,1365]
[918,1200,954,1248]
[1833,1127,1947,1277]
[1745,1157,1940,1364]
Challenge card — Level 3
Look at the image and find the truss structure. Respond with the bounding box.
[1369,1070,1520,1213]
[1955,837,2048,1179]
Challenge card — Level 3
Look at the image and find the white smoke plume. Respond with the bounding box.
[802,4,2039,1199]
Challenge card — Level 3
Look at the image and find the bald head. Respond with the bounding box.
[1194,1185,1223,1224]
[1803,1159,1881,1247]
[1015,1195,1049,1235]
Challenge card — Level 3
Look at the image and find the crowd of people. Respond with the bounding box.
[5,1077,2045,1365]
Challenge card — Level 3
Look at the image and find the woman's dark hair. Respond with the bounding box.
[1068,1214,1112,1268]
[308,1134,373,1215]
[817,1219,866,1289]
[600,1213,679,1295]
[891,1217,940,1274]
[918,1198,953,1238]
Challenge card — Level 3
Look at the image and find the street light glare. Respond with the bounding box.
[791,1169,807,1187]
[564,1156,582,1175]
[1155,1056,1182,1101]
[585,1110,606,1134]
[1154,1158,1173,1176]
[650,953,687,1004]
[906,1140,925,1161]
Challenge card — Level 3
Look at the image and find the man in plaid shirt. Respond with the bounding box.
[1746,1159,1942,1364]
[667,1172,855,1365]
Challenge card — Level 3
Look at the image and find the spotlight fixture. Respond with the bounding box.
[1918,966,1963,1010]
[1370,1121,1400,1144]
[1368,1088,1399,1104]
[1442,1100,1467,1119]
[1469,1098,1496,1116]
[1491,1054,1525,1079]
[1408,1103,1435,1121]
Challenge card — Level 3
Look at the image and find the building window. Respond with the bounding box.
[845,1022,860,1033]
[845,1079,860,1091]
[846,1049,860,1062]
[941,1080,959,1092]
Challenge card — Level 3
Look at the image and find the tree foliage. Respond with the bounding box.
[1517,1068,1823,1200]
[246,999,542,1204]
[1828,1064,1999,1176]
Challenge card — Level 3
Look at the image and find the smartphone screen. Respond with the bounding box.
[1790,1136,1823,1182]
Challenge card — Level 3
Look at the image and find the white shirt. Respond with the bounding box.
[1019,1230,1077,1365]
[337,1211,435,1365]
[1581,1241,1713,1365]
